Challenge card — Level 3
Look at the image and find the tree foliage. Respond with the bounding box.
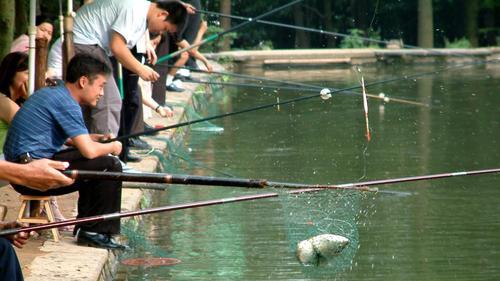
[0,0,499,56]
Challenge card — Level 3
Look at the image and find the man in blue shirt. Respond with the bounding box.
[4,54,126,249]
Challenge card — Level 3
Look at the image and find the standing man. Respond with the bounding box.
[72,0,189,135]
[4,54,125,249]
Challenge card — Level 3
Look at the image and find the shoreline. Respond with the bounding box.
[0,65,216,281]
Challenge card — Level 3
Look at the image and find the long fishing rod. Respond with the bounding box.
[64,167,500,190]
[113,58,493,142]
[156,0,305,64]
[3,167,499,236]
[198,9,482,58]
[62,170,376,192]
[185,78,426,106]
[0,187,322,237]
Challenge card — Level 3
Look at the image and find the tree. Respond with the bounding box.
[14,0,28,38]
[0,0,15,58]
[465,0,479,47]
[324,1,335,47]
[293,3,310,48]
[418,0,434,47]
[220,0,231,51]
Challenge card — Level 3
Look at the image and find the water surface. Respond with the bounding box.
[118,62,500,281]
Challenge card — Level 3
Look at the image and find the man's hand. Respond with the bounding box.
[138,65,160,82]
[0,221,35,249]
[203,61,213,73]
[111,141,123,156]
[157,106,174,118]
[15,159,74,191]
[182,2,196,14]
[146,42,158,65]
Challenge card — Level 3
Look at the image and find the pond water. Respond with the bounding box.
[117,62,500,281]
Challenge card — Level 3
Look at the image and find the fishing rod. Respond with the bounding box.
[198,9,483,58]
[0,188,323,237]
[62,170,376,192]
[113,58,492,142]
[64,167,500,190]
[185,78,426,106]
[4,165,497,238]
[3,167,499,236]
[156,0,305,64]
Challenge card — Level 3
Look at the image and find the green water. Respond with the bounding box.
[118,62,500,280]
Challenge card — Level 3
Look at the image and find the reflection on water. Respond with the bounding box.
[118,63,500,281]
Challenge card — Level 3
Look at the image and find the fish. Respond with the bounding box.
[296,234,349,266]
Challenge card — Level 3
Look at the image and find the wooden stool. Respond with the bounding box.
[17,195,60,242]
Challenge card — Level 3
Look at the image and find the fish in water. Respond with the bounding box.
[296,234,349,266]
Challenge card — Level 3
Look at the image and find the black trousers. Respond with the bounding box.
[111,49,145,161]
[152,35,170,105]
[12,151,122,235]
[0,238,23,281]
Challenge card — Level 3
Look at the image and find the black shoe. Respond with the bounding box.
[127,137,151,150]
[77,230,129,250]
[144,123,159,136]
[174,74,194,82]
[166,83,185,92]
[124,152,141,163]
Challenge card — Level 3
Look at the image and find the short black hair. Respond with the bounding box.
[0,52,29,102]
[66,54,111,84]
[156,0,187,26]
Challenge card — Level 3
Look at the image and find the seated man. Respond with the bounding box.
[3,54,125,250]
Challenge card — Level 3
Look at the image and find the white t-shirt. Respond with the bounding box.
[47,37,63,79]
[73,0,151,56]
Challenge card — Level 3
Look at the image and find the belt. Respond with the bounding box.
[16,152,33,164]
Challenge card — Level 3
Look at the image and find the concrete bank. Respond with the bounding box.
[0,68,214,280]
[207,47,500,69]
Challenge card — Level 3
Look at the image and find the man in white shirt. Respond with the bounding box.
[72,0,188,135]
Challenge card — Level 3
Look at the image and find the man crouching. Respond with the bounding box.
[3,54,126,249]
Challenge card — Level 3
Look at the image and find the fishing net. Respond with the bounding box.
[279,188,370,276]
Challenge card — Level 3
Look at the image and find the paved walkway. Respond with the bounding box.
[0,76,204,280]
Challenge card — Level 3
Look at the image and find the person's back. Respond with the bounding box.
[74,0,150,56]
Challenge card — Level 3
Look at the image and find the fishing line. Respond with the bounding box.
[156,0,305,64]
[198,8,486,58]
[109,59,496,143]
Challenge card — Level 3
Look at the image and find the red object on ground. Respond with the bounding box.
[121,257,182,267]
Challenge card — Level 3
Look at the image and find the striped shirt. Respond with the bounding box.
[3,86,88,161]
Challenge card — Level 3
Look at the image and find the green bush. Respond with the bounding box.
[444,37,471,48]
[340,29,380,49]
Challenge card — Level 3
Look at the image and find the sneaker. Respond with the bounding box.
[77,230,129,250]
[166,83,185,92]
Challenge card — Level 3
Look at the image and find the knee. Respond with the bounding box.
[0,237,12,252]
[100,156,122,173]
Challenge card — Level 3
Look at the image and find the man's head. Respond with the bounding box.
[147,0,187,34]
[66,54,111,107]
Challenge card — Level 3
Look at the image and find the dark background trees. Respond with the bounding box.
[0,0,499,58]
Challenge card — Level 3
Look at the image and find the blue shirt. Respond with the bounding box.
[3,86,88,161]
